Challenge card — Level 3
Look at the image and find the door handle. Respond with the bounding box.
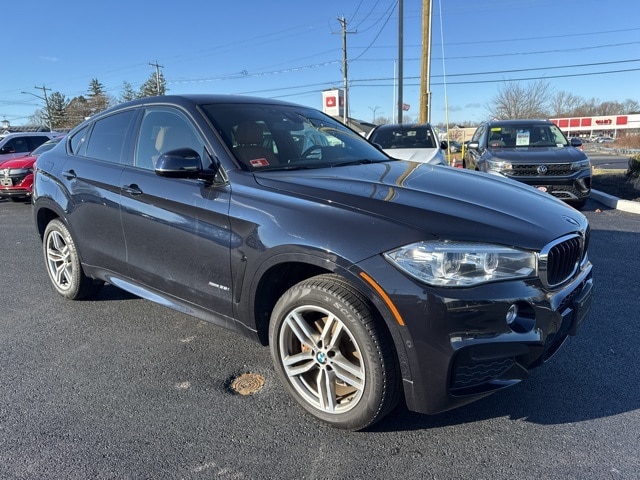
[122,184,143,195]
[62,170,77,180]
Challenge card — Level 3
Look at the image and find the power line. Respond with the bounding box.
[350,58,640,83]
[352,67,640,88]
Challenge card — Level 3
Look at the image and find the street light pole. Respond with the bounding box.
[21,86,53,131]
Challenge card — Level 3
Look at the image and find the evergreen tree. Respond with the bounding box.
[86,78,111,116]
[139,70,167,98]
[47,92,70,130]
[120,81,138,103]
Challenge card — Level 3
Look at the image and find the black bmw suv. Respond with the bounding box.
[32,95,593,430]
[464,119,591,209]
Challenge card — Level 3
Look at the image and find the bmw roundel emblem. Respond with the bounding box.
[537,165,548,175]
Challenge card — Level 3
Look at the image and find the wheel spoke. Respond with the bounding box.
[331,353,365,390]
[316,368,337,411]
[285,311,318,348]
[47,246,65,263]
[51,231,66,251]
[320,313,343,350]
[282,351,316,377]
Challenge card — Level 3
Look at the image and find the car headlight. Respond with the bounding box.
[571,159,591,171]
[384,241,537,287]
[483,159,512,174]
[9,168,31,175]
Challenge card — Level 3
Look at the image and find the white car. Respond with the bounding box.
[367,123,448,165]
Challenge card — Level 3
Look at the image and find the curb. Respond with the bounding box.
[590,189,640,214]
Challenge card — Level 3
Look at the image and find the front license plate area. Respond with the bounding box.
[569,280,593,335]
[0,178,12,186]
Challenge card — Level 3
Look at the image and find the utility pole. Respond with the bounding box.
[369,105,381,123]
[29,85,52,131]
[419,0,433,123]
[397,0,404,125]
[336,17,356,125]
[149,61,164,95]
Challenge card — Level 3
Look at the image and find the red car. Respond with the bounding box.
[0,136,63,201]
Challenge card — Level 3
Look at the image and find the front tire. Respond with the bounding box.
[43,219,103,300]
[269,274,399,430]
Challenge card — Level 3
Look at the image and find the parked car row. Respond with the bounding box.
[0,136,64,201]
[27,94,592,430]
[0,131,59,162]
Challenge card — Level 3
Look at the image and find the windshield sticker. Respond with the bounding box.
[516,130,530,146]
[250,158,270,167]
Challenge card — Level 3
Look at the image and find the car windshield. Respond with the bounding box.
[488,124,569,148]
[369,126,436,150]
[202,103,389,171]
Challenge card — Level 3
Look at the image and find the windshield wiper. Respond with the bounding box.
[329,159,383,168]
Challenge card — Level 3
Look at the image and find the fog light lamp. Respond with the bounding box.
[506,304,518,325]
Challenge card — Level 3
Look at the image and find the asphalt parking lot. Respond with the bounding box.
[1,196,639,479]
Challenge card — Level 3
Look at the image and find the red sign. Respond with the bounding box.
[595,119,612,125]
[325,96,336,108]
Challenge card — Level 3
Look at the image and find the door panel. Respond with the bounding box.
[119,168,233,317]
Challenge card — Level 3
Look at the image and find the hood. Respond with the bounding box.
[382,147,445,165]
[0,155,37,169]
[253,161,587,250]
[488,145,588,163]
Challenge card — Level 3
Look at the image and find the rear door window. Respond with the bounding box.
[85,110,137,164]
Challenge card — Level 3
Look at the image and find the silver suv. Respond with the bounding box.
[0,132,58,162]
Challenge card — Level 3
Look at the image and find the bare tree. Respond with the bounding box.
[486,80,553,119]
[549,91,585,117]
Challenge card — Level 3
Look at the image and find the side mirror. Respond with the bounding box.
[155,148,203,178]
[468,141,480,150]
[570,137,583,148]
[440,140,448,150]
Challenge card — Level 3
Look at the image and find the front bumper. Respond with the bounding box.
[0,186,31,198]
[356,256,593,415]
[506,170,592,201]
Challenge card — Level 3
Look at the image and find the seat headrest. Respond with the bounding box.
[235,122,264,146]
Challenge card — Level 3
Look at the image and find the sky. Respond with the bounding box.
[2,0,639,129]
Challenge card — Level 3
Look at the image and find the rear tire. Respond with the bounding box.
[269,274,400,430]
[43,219,103,300]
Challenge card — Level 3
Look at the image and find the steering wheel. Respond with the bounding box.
[301,145,323,159]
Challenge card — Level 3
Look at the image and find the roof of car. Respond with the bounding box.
[372,123,434,131]
[0,131,58,139]
[114,94,300,111]
[83,94,310,126]
[485,119,554,126]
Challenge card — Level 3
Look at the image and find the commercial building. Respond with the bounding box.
[550,113,640,138]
